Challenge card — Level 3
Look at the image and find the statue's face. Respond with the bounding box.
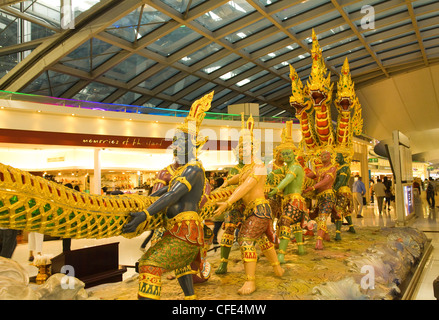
[281,149,295,163]
[320,151,331,163]
[239,140,253,162]
[172,131,194,163]
[335,153,343,164]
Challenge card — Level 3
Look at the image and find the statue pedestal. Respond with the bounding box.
[51,242,126,288]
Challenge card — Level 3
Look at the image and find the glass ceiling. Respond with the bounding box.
[0,0,438,117]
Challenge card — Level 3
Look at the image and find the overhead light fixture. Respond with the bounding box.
[237,32,246,39]
[237,79,250,86]
[207,11,222,21]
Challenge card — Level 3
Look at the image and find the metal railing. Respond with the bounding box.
[0,90,298,124]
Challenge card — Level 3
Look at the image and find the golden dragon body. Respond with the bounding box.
[0,163,235,240]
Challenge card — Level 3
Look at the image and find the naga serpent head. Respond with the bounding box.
[335,58,356,113]
[289,64,312,115]
[307,29,333,107]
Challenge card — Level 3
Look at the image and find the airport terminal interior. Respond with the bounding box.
[0,0,439,301]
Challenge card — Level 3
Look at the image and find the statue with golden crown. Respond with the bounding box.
[215,114,247,275]
[122,92,214,300]
[268,121,307,261]
[214,115,284,295]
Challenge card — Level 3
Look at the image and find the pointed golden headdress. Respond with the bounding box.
[335,58,356,110]
[289,64,307,106]
[239,112,255,144]
[177,91,214,137]
[307,29,333,93]
[275,121,296,152]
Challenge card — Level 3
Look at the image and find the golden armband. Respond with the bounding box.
[175,176,192,192]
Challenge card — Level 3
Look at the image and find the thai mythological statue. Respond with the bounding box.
[333,152,356,238]
[215,145,245,275]
[289,65,318,152]
[266,131,286,226]
[147,154,213,284]
[289,30,363,249]
[268,121,306,261]
[303,149,338,250]
[122,91,215,300]
[335,58,363,147]
[332,58,363,239]
[215,115,284,295]
[307,29,335,146]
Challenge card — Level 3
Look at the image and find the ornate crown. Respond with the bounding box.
[177,91,214,137]
[307,29,333,94]
[289,64,308,106]
[275,121,296,153]
[335,58,356,111]
[239,113,255,143]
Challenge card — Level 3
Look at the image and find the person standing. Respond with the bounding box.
[0,228,18,258]
[373,179,386,214]
[383,177,392,210]
[426,177,436,209]
[28,231,44,262]
[352,176,366,218]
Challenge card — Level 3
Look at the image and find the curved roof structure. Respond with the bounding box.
[1,0,439,162]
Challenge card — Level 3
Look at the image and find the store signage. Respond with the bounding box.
[368,158,378,163]
[0,128,236,150]
[47,156,65,162]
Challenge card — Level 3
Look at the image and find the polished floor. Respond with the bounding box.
[9,192,439,300]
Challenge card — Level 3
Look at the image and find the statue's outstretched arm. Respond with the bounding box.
[269,167,298,196]
[122,165,201,234]
[150,186,168,197]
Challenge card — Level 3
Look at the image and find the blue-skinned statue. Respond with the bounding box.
[122,91,213,300]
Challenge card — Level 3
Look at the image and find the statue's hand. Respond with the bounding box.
[304,187,313,194]
[214,202,228,216]
[268,188,278,198]
[267,174,274,185]
[122,211,147,234]
[219,180,228,189]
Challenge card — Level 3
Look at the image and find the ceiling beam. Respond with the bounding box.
[0,0,145,92]
[246,0,340,77]
[1,6,61,33]
[145,0,288,110]
[331,0,389,78]
[406,0,428,66]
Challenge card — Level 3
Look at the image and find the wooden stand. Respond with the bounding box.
[51,242,126,289]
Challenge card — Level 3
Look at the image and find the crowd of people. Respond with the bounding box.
[367,175,438,215]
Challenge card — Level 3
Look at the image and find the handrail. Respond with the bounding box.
[0,90,298,124]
